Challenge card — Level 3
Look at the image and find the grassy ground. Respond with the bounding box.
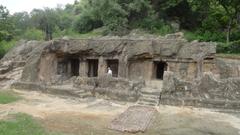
[0,91,21,104]
[0,113,63,135]
[0,91,60,135]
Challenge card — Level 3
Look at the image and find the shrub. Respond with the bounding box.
[0,40,16,58]
[74,13,103,34]
[184,31,200,41]
[21,28,44,40]
[217,40,240,54]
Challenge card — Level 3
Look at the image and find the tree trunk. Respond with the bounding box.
[226,18,232,44]
[44,25,49,41]
[237,12,240,30]
[44,24,52,41]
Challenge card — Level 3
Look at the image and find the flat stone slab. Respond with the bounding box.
[109,106,157,133]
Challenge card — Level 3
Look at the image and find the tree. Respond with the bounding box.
[11,12,31,36]
[0,5,15,41]
[74,0,156,35]
[215,0,240,43]
[187,0,240,43]
[30,8,60,40]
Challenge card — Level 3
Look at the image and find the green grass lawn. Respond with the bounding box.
[0,91,21,104]
[0,113,64,135]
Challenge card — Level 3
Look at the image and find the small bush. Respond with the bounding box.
[184,30,226,42]
[0,40,16,58]
[184,31,200,41]
[74,14,103,34]
[53,28,86,39]
[131,18,174,36]
[21,28,44,40]
[153,25,174,36]
[217,40,240,54]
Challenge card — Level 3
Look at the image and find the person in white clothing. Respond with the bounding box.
[107,67,112,76]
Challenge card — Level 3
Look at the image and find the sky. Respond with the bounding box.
[0,0,76,14]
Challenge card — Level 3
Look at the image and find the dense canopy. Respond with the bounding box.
[0,0,240,57]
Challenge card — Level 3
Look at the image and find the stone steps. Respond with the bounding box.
[138,98,159,105]
[137,101,157,106]
[137,89,161,106]
[73,90,92,98]
[141,90,161,95]
[137,81,162,106]
[140,94,160,101]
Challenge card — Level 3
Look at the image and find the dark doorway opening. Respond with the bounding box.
[70,59,80,76]
[88,59,98,77]
[107,60,119,77]
[154,61,167,80]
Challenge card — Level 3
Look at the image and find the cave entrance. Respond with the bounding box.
[70,58,80,76]
[153,61,167,80]
[107,59,119,77]
[88,59,98,77]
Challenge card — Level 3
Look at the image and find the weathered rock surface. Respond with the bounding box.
[161,71,240,109]
[0,40,44,88]
[216,58,240,78]
[74,76,144,102]
[20,41,51,82]
[46,38,216,60]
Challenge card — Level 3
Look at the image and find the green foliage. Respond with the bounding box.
[0,91,20,104]
[100,0,128,35]
[0,113,63,135]
[155,25,174,35]
[21,28,44,41]
[184,30,225,42]
[77,28,104,38]
[0,40,16,58]
[1,0,240,55]
[30,8,60,40]
[0,5,15,41]
[11,12,30,36]
[74,13,103,34]
[217,40,240,54]
[73,0,160,35]
[184,31,201,41]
